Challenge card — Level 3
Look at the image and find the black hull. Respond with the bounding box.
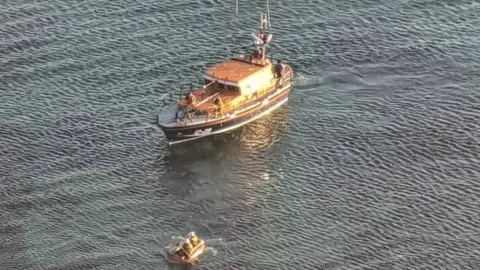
[158,87,291,145]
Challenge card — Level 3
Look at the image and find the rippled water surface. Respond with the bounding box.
[2,0,480,269]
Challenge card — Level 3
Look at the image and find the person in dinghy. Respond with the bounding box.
[167,232,206,264]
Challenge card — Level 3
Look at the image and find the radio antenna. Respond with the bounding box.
[266,0,271,29]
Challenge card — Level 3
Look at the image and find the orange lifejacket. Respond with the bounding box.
[183,242,194,254]
[190,235,200,246]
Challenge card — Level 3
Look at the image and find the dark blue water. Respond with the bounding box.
[2,0,480,269]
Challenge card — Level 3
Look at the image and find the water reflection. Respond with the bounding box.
[237,106,290,152]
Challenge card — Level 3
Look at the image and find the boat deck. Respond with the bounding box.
[196,92,239,113]
[179,88,241,115]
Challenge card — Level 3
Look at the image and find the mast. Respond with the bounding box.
[260,13,268,61]
[261,0,272,61]
[240,0,273,62]
[266,0,271,30]
[258,12,272,61]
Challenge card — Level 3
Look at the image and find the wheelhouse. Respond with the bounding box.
[203,79,240,93]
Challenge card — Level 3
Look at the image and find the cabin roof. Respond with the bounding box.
[203,59,267,84]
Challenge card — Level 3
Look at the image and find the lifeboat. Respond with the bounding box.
[166,234,206,264]
[157,12,294,145]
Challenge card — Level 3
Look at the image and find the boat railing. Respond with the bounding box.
[161,82,215,110]
[160,84,189,109]
[196,92,220,106]
[173,95,254,125]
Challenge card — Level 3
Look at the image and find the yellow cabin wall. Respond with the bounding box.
[238,64,275,96]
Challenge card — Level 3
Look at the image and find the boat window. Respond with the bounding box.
[227,85,239,92]
[217,83,224,90]
[204,79,212,85]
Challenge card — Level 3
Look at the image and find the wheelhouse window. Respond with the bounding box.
[227,85,240,92]
[207,80,240,92]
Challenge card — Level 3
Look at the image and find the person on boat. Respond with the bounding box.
[188,232,200,247]
[185,91,196,105]
[257,30,265,44]
[183,239,194,256]
[274,59,285,78]
[182,91,197,120]
[213,95,224,117]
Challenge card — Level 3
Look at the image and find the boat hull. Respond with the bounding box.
[158,85,291,145]
[167,241,206,264]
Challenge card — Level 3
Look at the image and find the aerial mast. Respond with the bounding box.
[239,0,273,62]
[266,0,271,30]
[260,13,269,61]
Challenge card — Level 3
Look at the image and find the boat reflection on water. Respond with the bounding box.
[235,105,290,152]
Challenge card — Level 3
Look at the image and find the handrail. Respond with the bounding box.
[196,92,219,106]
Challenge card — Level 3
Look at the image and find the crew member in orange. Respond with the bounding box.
[184,91,197,120]
[188,232,200,247]
[183,239,194,257]
[186,91,197,105]
[213,95,224,117]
